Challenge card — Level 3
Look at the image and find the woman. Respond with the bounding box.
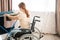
[4,2,30,29]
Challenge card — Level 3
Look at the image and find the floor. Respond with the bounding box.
[0,34,60,40]
[40,34,60,40]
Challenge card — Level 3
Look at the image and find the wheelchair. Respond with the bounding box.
[0,11,41,40]
[5,16,41,40]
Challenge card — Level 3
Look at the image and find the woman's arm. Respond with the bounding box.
[8,15,19,20]
[4,14,19,20]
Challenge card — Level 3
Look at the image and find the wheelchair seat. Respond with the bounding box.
[12,29,31,38]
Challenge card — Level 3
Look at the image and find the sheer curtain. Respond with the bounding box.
[12,0,56,12]
[12,0,56,34]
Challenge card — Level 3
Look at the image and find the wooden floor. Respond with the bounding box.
[40,34,60,40]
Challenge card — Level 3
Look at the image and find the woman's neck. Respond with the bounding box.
[20,8,25,13]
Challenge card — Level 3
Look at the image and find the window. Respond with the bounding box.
[12,0,56,12]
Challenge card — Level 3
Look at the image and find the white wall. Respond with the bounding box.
[15,12,56,34]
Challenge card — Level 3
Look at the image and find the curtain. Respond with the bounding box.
[12,0,55,12]
[56,0,60,36]
[0,0,12,12]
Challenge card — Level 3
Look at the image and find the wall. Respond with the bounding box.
[15,12,56,34]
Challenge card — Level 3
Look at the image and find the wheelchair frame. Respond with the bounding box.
[6,16,41,40]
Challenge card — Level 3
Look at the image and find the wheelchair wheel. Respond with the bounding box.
[5,35,14,40]
[19,34,39,40]
[32,27,41,39]
[5,37,14,40]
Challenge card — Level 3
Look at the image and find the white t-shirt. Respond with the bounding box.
[17,11,30,29]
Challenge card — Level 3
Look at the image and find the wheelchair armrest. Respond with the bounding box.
[34,16,40,18]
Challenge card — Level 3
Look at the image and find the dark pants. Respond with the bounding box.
[0,26,14,35]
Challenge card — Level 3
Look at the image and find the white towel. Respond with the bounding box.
[0,36,2,40]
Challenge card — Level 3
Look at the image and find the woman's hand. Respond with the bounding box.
[4,14,9,16]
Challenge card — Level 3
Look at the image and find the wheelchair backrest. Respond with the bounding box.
[31,16,40,32]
